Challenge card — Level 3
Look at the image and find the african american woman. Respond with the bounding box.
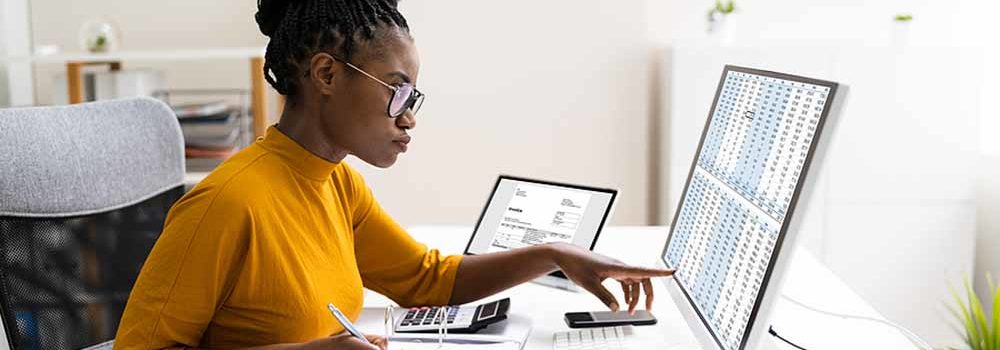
[114,0,674,349]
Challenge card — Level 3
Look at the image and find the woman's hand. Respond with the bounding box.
[550,243,675,314]
[297,334,388,350]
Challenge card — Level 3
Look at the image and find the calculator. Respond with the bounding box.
[395,298,510,333]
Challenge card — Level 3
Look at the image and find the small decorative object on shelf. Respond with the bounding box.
[78,19,121,53]
[892,13,913,46]
[707,0,736,34]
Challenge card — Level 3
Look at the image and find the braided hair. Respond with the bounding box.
[255,0,410,96]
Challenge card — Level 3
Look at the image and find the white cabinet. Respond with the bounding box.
[661,44,980,347]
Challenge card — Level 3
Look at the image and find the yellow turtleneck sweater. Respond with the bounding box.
[114,126,462,349]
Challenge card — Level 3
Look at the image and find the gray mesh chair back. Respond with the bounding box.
[0,98,185,349]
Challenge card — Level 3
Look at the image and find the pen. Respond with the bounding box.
[327,303,372,345]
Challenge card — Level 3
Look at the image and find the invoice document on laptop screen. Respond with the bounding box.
[465,177,616,255]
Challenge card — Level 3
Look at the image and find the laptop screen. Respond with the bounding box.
[464,176,616,255]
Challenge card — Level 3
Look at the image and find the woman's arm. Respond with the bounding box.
[449,244,560,305]
[450,242,675,313]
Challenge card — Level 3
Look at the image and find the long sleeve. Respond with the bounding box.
[344,167,463,307]
[114,185,251,350]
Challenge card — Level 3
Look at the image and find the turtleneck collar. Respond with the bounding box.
[256,126,341,181]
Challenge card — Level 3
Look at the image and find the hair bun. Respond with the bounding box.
[255,0,293,37]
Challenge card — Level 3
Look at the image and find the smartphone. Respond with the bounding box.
[564,310,657,328]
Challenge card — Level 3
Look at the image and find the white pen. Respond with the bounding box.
[327,303,372,345]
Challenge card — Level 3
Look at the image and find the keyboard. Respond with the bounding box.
[553,325,634,350]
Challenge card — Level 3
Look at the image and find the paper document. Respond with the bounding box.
[487,183,593,252]
[387,339,519,350]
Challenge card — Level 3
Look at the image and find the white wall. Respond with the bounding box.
[975,46,1000,324]
[348,0,653,226]
[977,157,1000,317]
[0,0,34,107]
[26,0,656,226]
[659,0,997,46]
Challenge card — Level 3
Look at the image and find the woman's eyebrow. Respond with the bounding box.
[387,71,412,84]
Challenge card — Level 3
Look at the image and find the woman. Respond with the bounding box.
[114,0,673,349]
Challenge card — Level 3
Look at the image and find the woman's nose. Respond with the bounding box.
[396,110,416,130]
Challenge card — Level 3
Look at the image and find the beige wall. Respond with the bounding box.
[350,0,654,225]
[29,0,657,226]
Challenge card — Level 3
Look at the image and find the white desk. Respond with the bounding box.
[359,226,916,349]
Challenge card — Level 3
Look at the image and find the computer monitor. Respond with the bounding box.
[659,65,844,350]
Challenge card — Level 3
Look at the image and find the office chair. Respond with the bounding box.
[0,97,185,349]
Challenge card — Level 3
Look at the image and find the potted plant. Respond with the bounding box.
[892,13,913,46]
[948,275,999,350]
[707,0,736,34]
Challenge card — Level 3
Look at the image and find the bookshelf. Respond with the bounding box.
[3,47,282,138]
[3,47,286,189]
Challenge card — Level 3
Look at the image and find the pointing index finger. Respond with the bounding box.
[610,266,676,279]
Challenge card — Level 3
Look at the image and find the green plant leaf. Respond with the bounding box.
[952,281,982,349]
[990,273,999,350]
[972,279,990,349]
[947,276,999,350]
[712,0,734,14]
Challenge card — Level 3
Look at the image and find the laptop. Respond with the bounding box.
[463,175,618,290]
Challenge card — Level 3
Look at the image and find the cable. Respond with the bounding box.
[779,294,933,350]
[768,326,809,350]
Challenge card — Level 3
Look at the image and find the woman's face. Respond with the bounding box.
[318,30,420,168]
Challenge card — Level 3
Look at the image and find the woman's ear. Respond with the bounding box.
[308,52,341,95]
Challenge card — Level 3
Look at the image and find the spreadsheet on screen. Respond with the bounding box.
[664,67,837,350]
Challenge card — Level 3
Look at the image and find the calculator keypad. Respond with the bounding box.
[398,306,475,329]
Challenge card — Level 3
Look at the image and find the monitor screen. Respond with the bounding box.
[662,66,839,350]
[465,176,616,255]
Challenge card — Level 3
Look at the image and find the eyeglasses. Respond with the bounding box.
[335,58,425,118]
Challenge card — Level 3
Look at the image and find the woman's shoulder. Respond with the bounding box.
[180,147,278,209]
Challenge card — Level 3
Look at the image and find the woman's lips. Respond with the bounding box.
[393,140,408,152]
[393,135,411,152]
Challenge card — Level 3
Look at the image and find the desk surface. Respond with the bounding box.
[359,226,915,349]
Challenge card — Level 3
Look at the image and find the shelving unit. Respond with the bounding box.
[2,47,281,138]
[3,48,286,189]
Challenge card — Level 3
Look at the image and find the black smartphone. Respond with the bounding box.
[564,310,657,328]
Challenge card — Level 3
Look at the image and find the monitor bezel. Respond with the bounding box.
[659,65,840,350]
